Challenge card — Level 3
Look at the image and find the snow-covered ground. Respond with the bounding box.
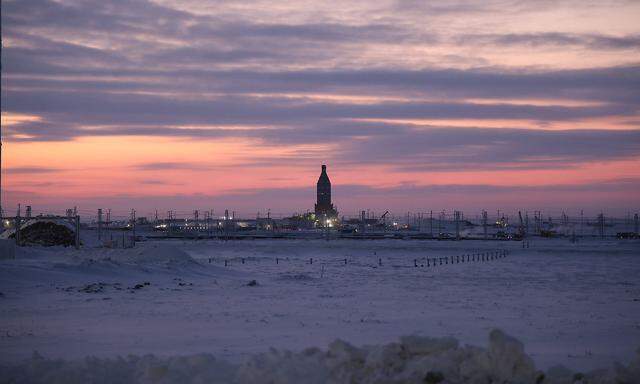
[1,237,639,379]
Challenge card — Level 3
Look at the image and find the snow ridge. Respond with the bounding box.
[2,329,638,384]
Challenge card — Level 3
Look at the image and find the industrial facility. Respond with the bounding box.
[0,165,639,248]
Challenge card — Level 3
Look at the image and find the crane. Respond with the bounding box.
[379,211,390,228]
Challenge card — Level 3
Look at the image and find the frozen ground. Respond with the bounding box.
[1,237,639,377]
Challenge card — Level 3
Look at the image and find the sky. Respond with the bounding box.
[2,0,640,219]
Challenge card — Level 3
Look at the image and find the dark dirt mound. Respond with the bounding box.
[12,221,75,247]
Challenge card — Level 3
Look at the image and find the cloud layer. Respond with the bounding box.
[2,0,640,214]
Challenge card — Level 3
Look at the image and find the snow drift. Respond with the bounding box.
[1,329,638,384]
[56,244,205,274]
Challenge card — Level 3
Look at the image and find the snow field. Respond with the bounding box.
[1,238,639,380]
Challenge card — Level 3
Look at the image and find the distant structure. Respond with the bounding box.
[314,165,337,219]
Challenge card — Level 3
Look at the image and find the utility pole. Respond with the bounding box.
[98,208,102,240]
[518,211,525,239]
[15,205,21,246]
[131,209,136,247]
[107,208,111,239]
[626,211,631,231]
[75,214,80,250]
[210,209,214,236]
[597,212,605,238]
[482,210,488,240]
[224,209,229,239]
[429,210,433,238]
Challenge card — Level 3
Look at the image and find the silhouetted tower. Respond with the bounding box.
[315,165,337,218]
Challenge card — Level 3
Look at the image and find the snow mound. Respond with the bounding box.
[88,245,200,267]
[237,329,539,383]
[2,330,639,383]
[57,245,204,275]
